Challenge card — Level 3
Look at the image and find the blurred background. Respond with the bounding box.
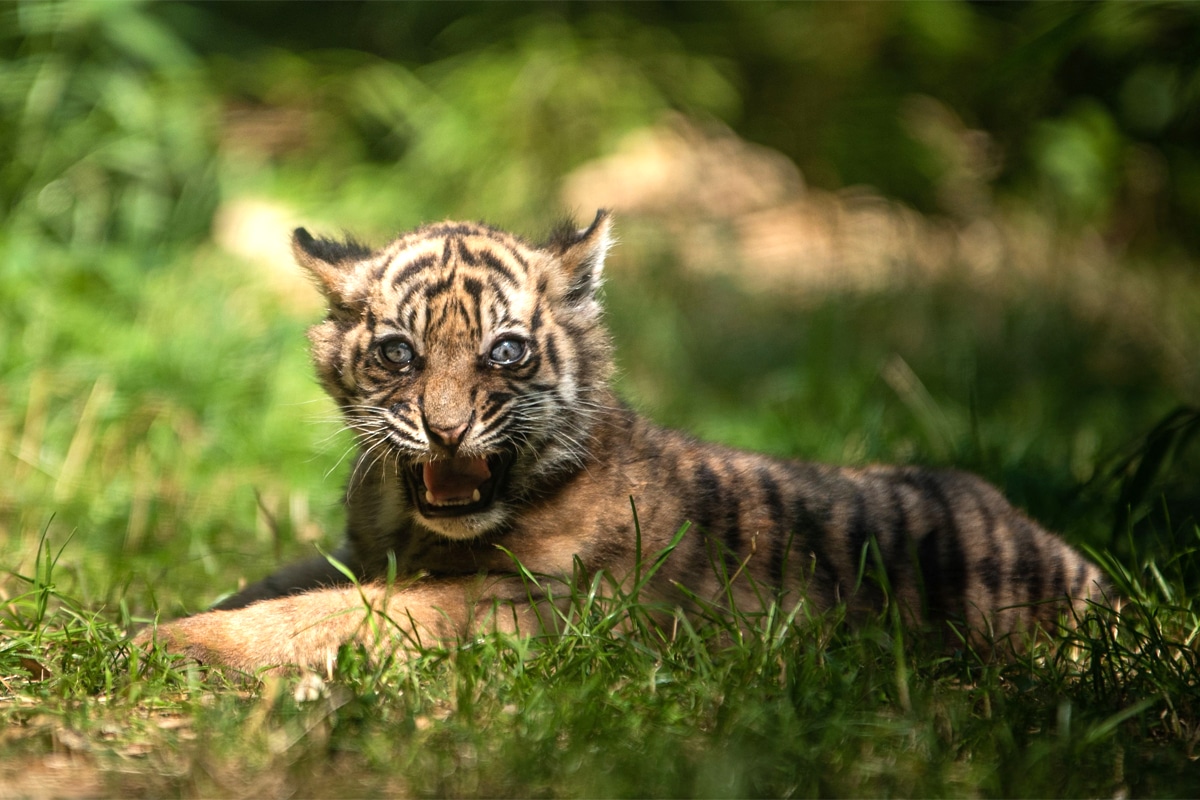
[1,1,1198,612]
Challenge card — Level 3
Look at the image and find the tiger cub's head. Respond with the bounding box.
[293,211,614,540]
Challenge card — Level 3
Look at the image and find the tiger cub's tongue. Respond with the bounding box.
[422,457,491,505]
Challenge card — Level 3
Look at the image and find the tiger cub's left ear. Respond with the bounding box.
[291,228,373,312]
[549,209,613,306]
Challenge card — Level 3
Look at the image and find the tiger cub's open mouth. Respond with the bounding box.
[406,452,513,518]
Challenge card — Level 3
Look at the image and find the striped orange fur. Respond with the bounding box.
[138,212,1109,673]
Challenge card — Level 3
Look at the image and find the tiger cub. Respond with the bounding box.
[140,211,1108,673]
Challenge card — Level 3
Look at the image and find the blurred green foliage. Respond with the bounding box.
[174,1,1200,251]
[5,1,1200,246]
[0,0,218,248]
[1,0,1197,599]
[1,2,1199,796]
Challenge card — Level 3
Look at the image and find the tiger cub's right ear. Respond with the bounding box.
[548,209,613,307]
[292,228,373,312]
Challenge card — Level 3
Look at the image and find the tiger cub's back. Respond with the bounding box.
[600,396,1109,650]
[291,210,1110,650]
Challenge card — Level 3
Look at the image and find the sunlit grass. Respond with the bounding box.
[3,2,1199,794]
[2,212,1198,795]
[3,518,1198,797]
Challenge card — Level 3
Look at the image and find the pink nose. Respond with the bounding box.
[427,421,469,448]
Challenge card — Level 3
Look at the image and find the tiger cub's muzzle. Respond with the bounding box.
[405,452,515,518]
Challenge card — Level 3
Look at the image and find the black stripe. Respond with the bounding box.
[456,238,479,266]
[759,467,786,528]
[935,481,969,615]
[396,272,444,311]
[480,391,514,424]
[1068,562,1091,599]
[558,315,591,339]
[758,467,788,591]
[543,332,561,374]
[502,240,529,270]
[788,487,839,604]
[430,299,449,329]
[976,553,1002,607]
[574,348,595,392]
[461,276,483,304]
[976,492,1004,599]
[916,528,946,614]
[1048,552,1067,599]
[719,469,743,578]
[391,253,437,287]
[690,462,725,579]
[422,277,454,302]
[693,463,722,528]
[387,412,420,433]
[423,222,482,240]
[1010,517,1044,605]
[846,486,886,609]
[469,290,483,334]
[489,292,511,329]
[510,353,541,378]
[882,482,913,590]
[845,487,871,578]
[906,472,967,617]
[477,250,520,287]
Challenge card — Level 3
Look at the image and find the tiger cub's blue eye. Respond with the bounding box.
[379,338,414,366]
[489,337,526,366]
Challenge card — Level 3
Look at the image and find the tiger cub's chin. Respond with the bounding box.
[412,510,509,541]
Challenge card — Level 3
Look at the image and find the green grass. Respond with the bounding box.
[2,522,1198,797]
[2,5,1199,792]
[2,227,1199,796]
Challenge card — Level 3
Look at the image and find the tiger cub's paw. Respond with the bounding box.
[131,612,263,676]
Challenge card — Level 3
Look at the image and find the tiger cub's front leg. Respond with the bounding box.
[138,576,558,674]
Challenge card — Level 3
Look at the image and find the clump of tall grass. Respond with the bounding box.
[6,512,1196,797]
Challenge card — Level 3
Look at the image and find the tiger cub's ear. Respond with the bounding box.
[547,209,613,306]
[292,228,373,313]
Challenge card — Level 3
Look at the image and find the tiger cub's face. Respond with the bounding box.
[293,212,614,540]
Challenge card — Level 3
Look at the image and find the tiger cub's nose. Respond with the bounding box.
[426,420,470,450]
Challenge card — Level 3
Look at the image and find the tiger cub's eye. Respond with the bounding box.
[489,337,527,366]
[379,338,414,367]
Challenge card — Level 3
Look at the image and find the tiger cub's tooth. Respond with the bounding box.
[472,489,481,502]
[426,490,435,505]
